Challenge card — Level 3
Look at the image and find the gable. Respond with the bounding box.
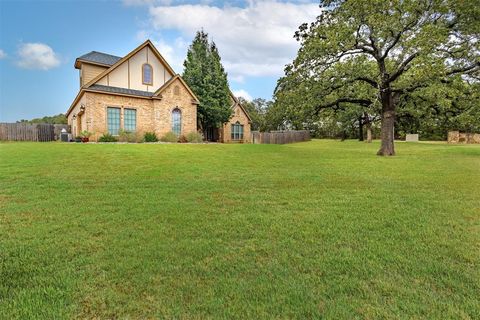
[88,41,175,92]
[233,104,249,122]
[229,91,252,122]
[154,75,200,103]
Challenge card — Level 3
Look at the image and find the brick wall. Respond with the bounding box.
[69,78,197,141]
[221,104,251,143]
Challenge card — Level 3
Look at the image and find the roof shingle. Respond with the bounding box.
[88,84,154,97]
[76,51,122,66]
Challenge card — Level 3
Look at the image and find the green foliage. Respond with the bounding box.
[160,131,178,143]
[178,135,188,143]
[118,129,138,143]
[79,130,92,138]
[1,141,480,318]
[274,0,480,153]
[98,133,118,142]
[17,113,67,124]
[185,131,204,143]
[237,97,273,131]
[395,80,480,140]
[143,132,159,142]
[183,30,232,129]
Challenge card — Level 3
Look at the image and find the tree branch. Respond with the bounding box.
[316,98,372,114]
[388,52,419,83]
[446,62,480,76]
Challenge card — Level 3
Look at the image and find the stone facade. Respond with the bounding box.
[405,134,419,142]
[448,131,480,144]
[220,104,252,143]
[68,78,197,141]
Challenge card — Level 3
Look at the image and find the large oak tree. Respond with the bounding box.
[277,0,479,155]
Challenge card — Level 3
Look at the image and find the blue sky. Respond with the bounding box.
[0,0,320,122]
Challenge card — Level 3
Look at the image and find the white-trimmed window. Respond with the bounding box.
[142,63,153,85]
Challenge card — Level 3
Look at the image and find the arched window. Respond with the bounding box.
[142,63,153,85]
[172,108,182,136]
[231,121,244,140]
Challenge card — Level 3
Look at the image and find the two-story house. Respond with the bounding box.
[66,40,251,142]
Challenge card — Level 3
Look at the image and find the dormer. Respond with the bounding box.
[74,51,122,87]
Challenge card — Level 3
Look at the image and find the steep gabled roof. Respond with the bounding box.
[75,51,122,69]
[83,40,176,88]
[153,75,200,103]
[229,90,252,122]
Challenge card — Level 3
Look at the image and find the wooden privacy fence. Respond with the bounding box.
[252,130,310,144]
[0,123,70,142]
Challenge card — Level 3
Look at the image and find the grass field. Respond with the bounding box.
[0,140,479,319]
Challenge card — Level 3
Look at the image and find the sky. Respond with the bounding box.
[0,0,321,122]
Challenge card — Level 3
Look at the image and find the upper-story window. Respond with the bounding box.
[142,63,153,85]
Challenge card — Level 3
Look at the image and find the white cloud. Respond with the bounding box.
[0,49,6,59]
[145,1,320,79]
[137,30,188,72]
[232,89,252,101]
[17,43,61,70]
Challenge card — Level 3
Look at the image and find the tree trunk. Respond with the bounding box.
[366,122,372,143]
[377,91,396,156]
[358,116,364,141]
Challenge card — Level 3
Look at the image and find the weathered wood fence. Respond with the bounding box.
[0,123,70,141]
[252,130,310,144]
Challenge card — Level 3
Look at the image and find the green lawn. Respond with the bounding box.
[0,140,479,319]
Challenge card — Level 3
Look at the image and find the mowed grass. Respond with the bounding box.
[0,140,479,319]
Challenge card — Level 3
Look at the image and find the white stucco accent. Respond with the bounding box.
[96,45,173,92]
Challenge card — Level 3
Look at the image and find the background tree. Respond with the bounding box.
[183,31,231,132]
[237,97,272,131]
[276,0,479,155]
[17,113,67,124]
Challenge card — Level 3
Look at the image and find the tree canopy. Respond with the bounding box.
[17,113,67,124]
[183,30,232,130]
[274,0,480,155]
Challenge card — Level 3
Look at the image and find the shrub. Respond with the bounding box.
[98,133,118,142]
[80,130,92,138]
[178,135,188,143]
[118,129,138,143]
[185,131,204,143]
[160,131,178,143]
[144,132,158,142]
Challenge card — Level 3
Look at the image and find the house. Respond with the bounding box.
[66,40,251,142]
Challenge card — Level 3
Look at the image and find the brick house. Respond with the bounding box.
[66,40,251,142]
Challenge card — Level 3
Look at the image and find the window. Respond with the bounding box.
[142,64,153,85]
[172,108,182,136]
[124,109,136,132]
[107,107,121,135]
[174,85,180,96]
[231,122,244,140]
